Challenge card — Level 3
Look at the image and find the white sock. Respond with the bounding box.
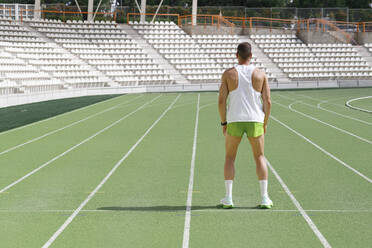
[259,180,268,198]
[225,180,233,198]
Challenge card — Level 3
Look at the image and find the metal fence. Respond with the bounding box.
[0,4,34,20]
[118,6,371,23]
[133,6,371,23]
[3,4,372,24]
[243,8,350,21]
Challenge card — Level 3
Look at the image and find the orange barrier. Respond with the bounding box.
[127,13,180,25]
[299,18,357,44]
[0,7,12,21]
[178,14,235,34]
[13,9,372,35]
[19,9,116,22]
[179,15,234,27]
[356,21,372,32]
[328,20,359,32]
[224,16,296,31]
[179,14,372,34]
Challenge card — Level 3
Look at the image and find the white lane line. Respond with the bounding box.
[0,95,144,156]
[41,94,181,248]
[346,96,372,113]
[270,115,372,184]
[171,100,214,111]
[316,103,372,126]
[0,209,371,213]
[199,101,215,110]
[295,94,347,108]
[273,100,372,145]
[288,102,372,145]
[0,95,162,194]
[193,209,372,213]
[266,159,331,248]
[275,94,372,125]
[182,94,200,248]
[0,94,124,136]
[172,102,194,109]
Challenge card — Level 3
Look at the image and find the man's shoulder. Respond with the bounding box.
[222,67,237,80]
[252,68,265,82]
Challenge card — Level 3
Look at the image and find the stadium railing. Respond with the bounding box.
[225,16,297,32]
[0,7,12,20]
[19,9,116,23]
[178,14,235,34]
[298,18,356,44]
[127,13,180,25]
[358,22,372,32]
[12,8,372,35]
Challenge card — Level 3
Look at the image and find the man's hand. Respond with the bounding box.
[264,124,267,134]
[222,125,227,136]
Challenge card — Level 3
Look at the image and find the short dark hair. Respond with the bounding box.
[237,42,252,60]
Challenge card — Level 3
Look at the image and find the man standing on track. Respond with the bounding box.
[218,42,273,209]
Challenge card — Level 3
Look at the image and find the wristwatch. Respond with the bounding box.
[221,122,227,126]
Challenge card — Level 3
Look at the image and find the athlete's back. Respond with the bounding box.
[226,64,265,124]
[221,63,270,133]
[217,42,273,209]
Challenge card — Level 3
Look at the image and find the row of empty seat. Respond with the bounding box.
[193,35,276,80]
[132,21,223,83]
[251,34,372,80]
[1,17,372,95]
[26,18,174,87]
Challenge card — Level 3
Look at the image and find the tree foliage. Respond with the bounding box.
[2,0,371,8]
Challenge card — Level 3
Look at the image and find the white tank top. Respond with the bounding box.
[226,64,265,123]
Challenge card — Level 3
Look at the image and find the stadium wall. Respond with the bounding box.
[296,30,344,44]
[2,81,372,109]
[182,25,296,36]
[0,84,220,108]
[355,32,372,44]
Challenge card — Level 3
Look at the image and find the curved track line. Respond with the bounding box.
[346,96,372,113]
[296,94,347,108]
[275,94,372,125]
[199,101,215,110]
[270,115,372,184]
[273,99,372,145]
[287,101,372,145]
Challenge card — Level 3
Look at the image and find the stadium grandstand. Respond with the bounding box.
[1,0,372,106]
[0,1,371,248]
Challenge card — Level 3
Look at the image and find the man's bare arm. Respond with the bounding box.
[218,72,229,124]
[261,74,271,133]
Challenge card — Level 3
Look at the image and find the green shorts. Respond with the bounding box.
[227,122,264,138]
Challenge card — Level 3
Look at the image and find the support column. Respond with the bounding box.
[88,0,94,21]
[34,0,41,19]
[140,0,146,23]
[15,4,19,21]
[192,0,197,25]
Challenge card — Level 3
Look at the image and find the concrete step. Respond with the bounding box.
[328,31,354,44]
[21,22,117,87]
[119,24,190,84]
[239,36,290,83]
[356,45,372,66]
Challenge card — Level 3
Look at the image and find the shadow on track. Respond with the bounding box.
[97,205,261,212]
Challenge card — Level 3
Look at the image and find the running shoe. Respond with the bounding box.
[260,196,273,209]
[217,197,234,209]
